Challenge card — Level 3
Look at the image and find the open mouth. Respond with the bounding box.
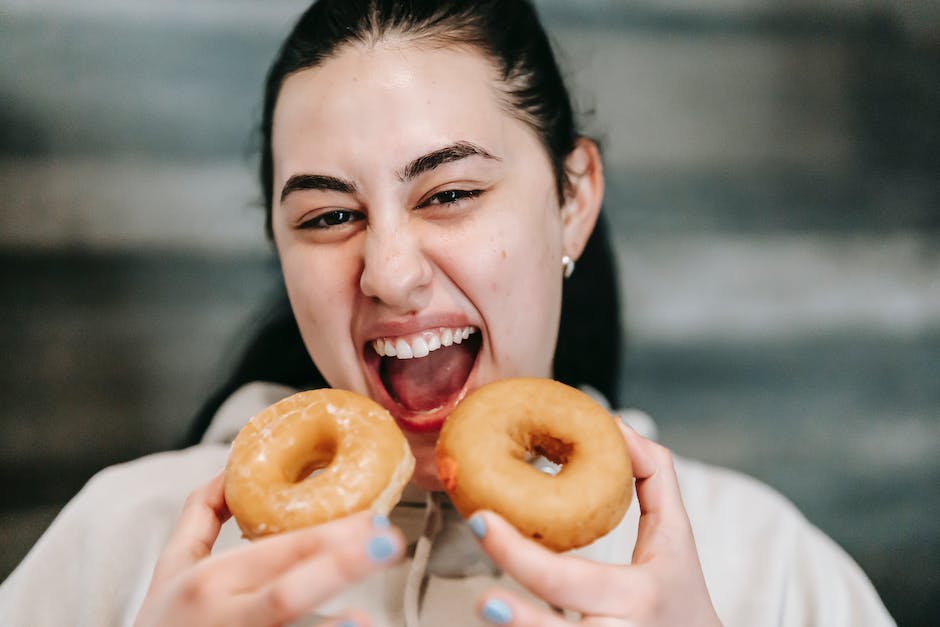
[364,326,482,432]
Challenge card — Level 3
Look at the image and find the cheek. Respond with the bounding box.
[473,201,560,292]
[497,243,561,375]
[488,241,555,298]
[278,244,359,369]
[496,202,562,299]
[453,204,563,372]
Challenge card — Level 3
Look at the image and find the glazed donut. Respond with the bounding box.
[225,389,414,539]
[436,378,632,551]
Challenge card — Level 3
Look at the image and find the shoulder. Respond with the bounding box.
[0,445,228,627]
[81,443,229,510]
[673,455,805,538]
[58,444,231,564]
[673,456,895,627]
[672,455,808,586]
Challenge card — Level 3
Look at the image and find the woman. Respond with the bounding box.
[0,1,893,626]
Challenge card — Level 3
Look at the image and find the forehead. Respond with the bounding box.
[271,41,524,177]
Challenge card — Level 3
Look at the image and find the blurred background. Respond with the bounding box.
[1,0,938,624]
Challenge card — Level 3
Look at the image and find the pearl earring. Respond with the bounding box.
[562,255,575,279]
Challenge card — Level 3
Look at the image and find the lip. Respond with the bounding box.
[359,314,482,432]
[360,312,477,342]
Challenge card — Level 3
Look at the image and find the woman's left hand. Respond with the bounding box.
[467,424,723,626]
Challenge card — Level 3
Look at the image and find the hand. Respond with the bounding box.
[468,424,722,626]
[134,473,404,627]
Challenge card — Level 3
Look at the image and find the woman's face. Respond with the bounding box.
[271,40,595,488]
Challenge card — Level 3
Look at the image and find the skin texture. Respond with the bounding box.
[137,39,721,626]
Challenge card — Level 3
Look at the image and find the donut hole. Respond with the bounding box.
[286,438,337,483]
[524,432,573,476]
[525,453,561,476]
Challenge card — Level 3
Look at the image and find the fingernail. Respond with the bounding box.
[468,514,486,539]
[481,598,513,624]
[366,535,396,562]
[372,514,390,529]
[338,621,360,627]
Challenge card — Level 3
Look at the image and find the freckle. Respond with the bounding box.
[500,249,507,260]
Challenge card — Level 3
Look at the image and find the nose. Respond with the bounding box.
[359,219,433,312]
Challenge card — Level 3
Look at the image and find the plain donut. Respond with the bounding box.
[436,378,632,551]
[225,389,414,539]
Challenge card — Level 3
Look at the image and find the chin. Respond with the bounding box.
[410,465,445,491]
[403,428,446,491]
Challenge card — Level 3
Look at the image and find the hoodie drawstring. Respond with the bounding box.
[403,491,442,627]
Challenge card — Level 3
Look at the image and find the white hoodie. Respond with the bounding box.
[0,382,895,626]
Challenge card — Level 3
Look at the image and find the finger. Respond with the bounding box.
[618,422,688,522]
[152,471,230,583]
[469,510,640,615]
[236,519,405,624]
[618,422,698,564]
[211,511,390,589]
[476,590,569,627]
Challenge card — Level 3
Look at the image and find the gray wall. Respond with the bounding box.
[1,1,938,624]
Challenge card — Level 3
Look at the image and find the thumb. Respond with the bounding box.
[468,510,638,615]
[618,424,697,564]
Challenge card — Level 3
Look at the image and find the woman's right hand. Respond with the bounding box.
[468,424,722,626]
[133,473,404,627]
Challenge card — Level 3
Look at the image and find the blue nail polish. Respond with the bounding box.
[367,535,396,562]
[338,621,359,627]
[372,514,390,529]
[482,598,512,624]
[468,514,486,539]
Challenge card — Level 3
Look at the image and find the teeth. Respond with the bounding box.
[412,337,430,358]
[395,338,414,359]
[371,326,477,360]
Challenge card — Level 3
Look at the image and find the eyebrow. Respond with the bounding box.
[279,141,499,203]
[280,174,356,203]
[398,141,500,181]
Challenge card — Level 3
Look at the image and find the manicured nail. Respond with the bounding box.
[372,514,390,529]
[481,598,513,624]
[337,621,360,627]
[366,535,396,562]
[468,514,486,539]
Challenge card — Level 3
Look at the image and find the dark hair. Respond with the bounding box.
[186,0,622,445]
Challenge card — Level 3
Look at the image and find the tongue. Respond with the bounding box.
[382,341,476,412]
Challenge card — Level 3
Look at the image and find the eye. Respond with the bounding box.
[417,189,481,208]
[298,209,364,229]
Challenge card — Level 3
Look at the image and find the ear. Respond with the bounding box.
[560,138,604,261]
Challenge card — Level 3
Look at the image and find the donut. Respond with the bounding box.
[435,378,632,551]
[225,389,414,539]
